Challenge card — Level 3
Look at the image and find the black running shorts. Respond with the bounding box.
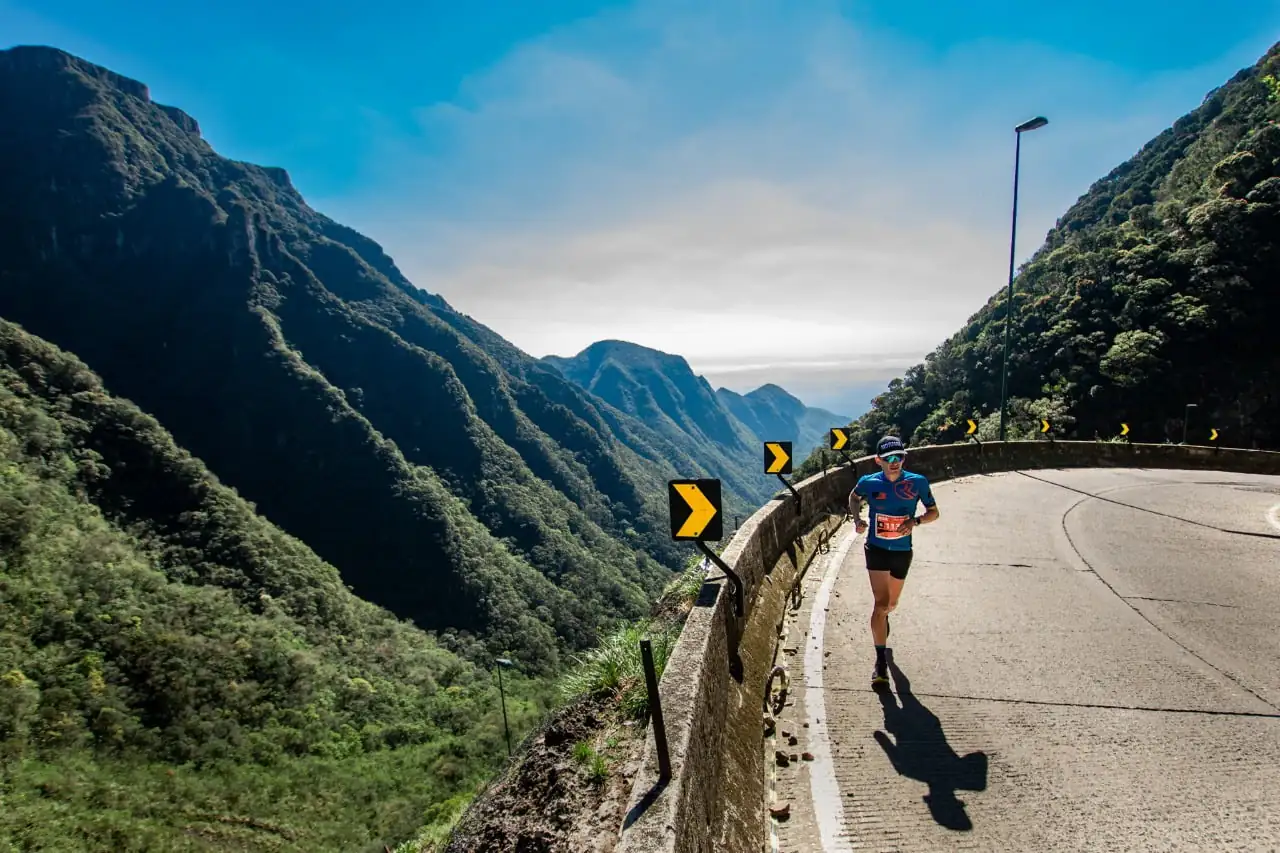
[865,543,913,580]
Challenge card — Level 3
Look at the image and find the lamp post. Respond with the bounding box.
[495,657,513,756]
[1182,403,1197,445]
[998,116,1049,443]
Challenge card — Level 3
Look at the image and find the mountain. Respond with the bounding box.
[542,341,847,501]
[0,316,529,850]
[544,341,751,451]
[0,44,750,674]
[800,41,1280,471]
[543,340,771,506]
[715,383,848,462]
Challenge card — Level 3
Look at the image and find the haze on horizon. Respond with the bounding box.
[4,0,1277,418]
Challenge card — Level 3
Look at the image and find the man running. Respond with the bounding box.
[847,435,940,687]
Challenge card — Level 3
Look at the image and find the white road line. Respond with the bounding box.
[1268,503,1280,533]
[804,524,859,852]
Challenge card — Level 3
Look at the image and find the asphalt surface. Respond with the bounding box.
[772,467,1280,853]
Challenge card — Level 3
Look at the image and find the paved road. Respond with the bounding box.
[772,468,1280,853]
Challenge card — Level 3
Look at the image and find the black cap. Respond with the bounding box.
[876,435,907,457]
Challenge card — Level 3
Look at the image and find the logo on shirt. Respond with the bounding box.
[893,479,918,500]
[873,491,887,500]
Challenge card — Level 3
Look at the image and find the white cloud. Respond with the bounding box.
[432,177,1004,367]
[315,0,1277,405]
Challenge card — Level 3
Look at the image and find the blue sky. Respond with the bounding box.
[4,0,1279,416]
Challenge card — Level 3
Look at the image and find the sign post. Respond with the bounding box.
[667,479,742,616]
[829,428,856,467]
[765,441,800,511]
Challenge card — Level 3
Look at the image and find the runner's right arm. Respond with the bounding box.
[848,476,869,530]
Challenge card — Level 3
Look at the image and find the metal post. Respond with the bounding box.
[640,639,671,782]
[999,131,1022,444]
[696,540,744,617]
[495,658,512,756]
[776,473,801,512]
[1183,403,1197,445]
[999,117,1048,443]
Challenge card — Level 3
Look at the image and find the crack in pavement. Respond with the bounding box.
[1018,471,1280,541]
[1123,595,1243,609]
[819,685,1280,719]
[914,560,1044,569]
[1057,492,1280,714]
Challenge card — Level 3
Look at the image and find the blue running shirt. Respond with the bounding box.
[853,470,936,551]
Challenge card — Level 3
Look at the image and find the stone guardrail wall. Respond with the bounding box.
[615,440,1280,853]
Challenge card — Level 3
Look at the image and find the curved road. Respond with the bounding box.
[773,467,1280,852]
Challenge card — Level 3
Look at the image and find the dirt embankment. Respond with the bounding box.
[443,694,643,853]
[441,563,707,853]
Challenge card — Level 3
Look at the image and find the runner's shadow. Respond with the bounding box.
[874,660,988,831]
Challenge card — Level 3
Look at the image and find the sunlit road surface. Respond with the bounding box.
[774,468,1280,853]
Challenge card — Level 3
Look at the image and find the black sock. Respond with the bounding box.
[875,645,887,669]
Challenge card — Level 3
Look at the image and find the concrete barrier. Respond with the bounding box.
[615,441,1280,853]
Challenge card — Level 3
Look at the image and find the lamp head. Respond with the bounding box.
[1015,116,1049,133]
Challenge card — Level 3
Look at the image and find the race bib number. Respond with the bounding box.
[875,514,910,539]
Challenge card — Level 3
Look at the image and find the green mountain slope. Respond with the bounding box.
[543,341,848,504]
[0,45,726,671]
[0,317,538,851]
[544,341,770,508]
[800,42,1280,472]
[715,384,848,462]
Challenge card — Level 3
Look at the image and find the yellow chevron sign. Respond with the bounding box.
[966,419,978,436]
[1040,419,1051,434]
[765,441,793,475]
[1120,423,1130,436]
[829,428,849,451]
[1210,428,1219,441]
[668,480,722,541]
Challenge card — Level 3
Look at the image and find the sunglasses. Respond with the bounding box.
[882,454,905,464]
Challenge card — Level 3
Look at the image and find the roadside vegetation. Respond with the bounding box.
[428,553,712,852]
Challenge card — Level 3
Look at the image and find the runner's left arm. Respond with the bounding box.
[912,479,940,527]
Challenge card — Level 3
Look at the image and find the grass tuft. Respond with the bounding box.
[558,621,677,720]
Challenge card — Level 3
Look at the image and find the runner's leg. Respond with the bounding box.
[869,568,892,681]
[868,569,891,646]
[886,577,906,613]
[866,546,895,681]
[885,550,913,643]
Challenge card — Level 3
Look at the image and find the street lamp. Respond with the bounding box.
[1182,403,1197,445]
[998,115,1049,443]
[495,657,513,756]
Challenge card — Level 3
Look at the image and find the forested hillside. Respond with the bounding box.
[801,41,1280,473]
[544,341,770,506]
[0,45,756,674]
[0,317,540,851]
[544,342,846,499]
[715,383,846,462]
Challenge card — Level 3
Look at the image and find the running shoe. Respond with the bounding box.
[871,666,890,687]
